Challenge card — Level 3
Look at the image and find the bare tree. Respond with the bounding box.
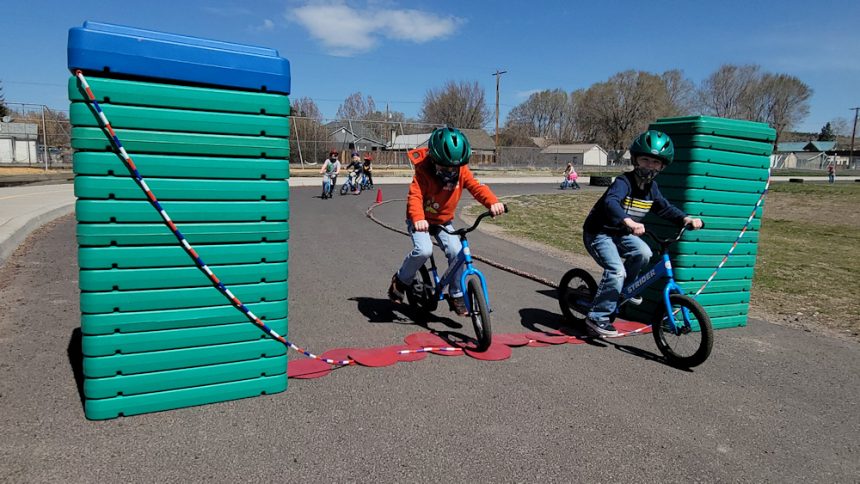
[336,92,377,120]
[291,97,322,120]
[756,73,812,144]
[496,124,535,147]
[698,64,762,119]
[830,117,851,137]
[419,80,489,129]
[505,89,569,140]
[289,97,329,163]
[572,70,674,150]
[661,70,697,117]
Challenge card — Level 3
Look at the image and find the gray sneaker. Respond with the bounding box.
[585,318,620,337]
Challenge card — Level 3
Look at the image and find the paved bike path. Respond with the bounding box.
[0,184,857,481]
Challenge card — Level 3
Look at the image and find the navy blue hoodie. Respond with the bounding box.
[583,172,687,236]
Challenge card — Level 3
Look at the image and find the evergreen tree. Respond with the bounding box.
[817,122,836,141]
[0,80,9,118]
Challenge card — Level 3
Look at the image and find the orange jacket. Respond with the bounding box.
[406,148,499,225]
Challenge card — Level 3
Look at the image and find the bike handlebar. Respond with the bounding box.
[437,204,509,236]
[642,221,705,248]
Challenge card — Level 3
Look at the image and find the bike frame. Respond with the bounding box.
[427,237,491,314]
[323,174,337,191]
[618,252,690,334]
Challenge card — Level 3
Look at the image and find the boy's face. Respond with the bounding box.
[636,155,665,171]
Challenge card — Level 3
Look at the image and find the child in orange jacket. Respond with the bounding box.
[388,127,505,316]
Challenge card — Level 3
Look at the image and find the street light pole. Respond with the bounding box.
[849,107,859,170]
[492,69,507,163]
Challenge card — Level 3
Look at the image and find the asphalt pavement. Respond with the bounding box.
[0,181,857,482]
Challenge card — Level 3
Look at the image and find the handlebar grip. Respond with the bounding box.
[503,203,509,214]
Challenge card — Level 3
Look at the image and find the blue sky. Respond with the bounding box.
[2,0,858,133]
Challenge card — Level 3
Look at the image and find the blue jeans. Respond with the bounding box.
[583,232,653,323]
[397,220,464,298]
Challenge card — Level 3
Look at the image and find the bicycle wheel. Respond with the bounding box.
[340,183,349,195]
[558,268,597,326]
[406,265,438,314]
[652,294,713,368]
[466,276,492,351]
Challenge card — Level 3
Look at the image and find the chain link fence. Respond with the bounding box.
[0,103,72,167]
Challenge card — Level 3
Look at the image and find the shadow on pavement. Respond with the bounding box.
[67,327,85,409]
[603,339,693,372]
[350,296,464,331]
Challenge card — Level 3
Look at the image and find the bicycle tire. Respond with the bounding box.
[558,268,597,326]
[340,183,349,196]
[466,276,492,351]
[652,294,713,367]
[406,265,438,315]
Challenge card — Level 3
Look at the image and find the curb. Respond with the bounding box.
[0,203,75,268]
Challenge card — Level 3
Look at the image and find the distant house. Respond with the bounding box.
[389,133,430,150]
[0,121,38,164]
[773,140,842,168]
[776,141,837,153]
[324,121,387,153]
[389,128,497,163]
[540,143,608,166]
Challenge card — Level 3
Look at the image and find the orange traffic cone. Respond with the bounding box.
[375,188,383,204]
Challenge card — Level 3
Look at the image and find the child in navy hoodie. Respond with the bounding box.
[581,130,702,336]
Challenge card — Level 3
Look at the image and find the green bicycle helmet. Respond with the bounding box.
[428,127,471,167]
[630,130,674,165]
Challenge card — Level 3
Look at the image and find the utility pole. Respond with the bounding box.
[40,106,48,172]
[492,69,507,163]
[849,107,859,170]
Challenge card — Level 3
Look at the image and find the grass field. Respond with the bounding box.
[469,182,860,339]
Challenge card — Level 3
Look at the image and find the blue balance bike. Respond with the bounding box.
[405,205,508,351]
[557,224,713,367]
[321,174,337,199]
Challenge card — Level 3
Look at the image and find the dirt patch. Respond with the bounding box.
[765,183,860,227]
[0,167,70,176]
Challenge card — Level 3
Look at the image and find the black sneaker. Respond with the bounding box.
[388,274,408,304]
[447,296,470,317]
[585,318,620,337]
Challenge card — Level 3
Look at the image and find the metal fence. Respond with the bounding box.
[0,103,71,167]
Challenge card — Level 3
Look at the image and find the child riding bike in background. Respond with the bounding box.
[319,149,341,199]
[561,162,581,189]
[387,127,505,316]
[362,154,374,188]
[345,152,364,194]
[581,130,702,336]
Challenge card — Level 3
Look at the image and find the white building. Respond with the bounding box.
[0,121,38,164]
[540,143,608,166]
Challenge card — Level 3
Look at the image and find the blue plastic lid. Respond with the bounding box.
[68,21,291,94]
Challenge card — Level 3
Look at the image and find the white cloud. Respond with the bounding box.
[290,1,463,56]
[251,19,276,32]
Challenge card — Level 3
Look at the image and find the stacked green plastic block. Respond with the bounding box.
[624,116,775,329]
[70,77,290,419]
